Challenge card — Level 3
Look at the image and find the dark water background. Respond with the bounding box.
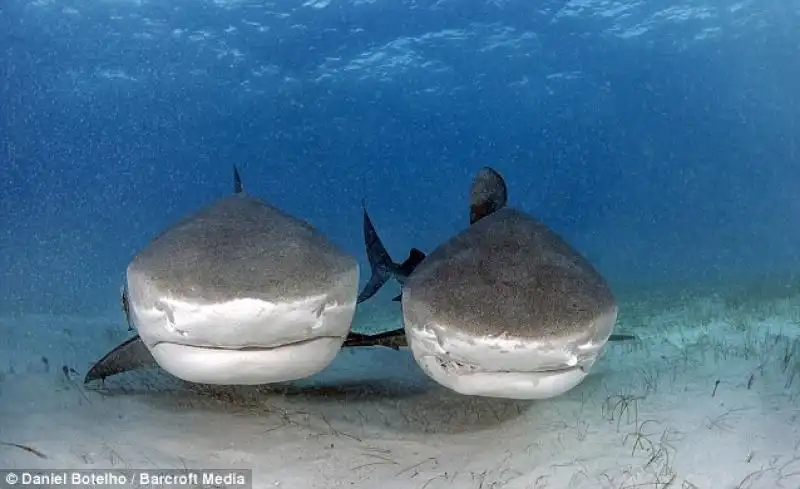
[1,0,798,315]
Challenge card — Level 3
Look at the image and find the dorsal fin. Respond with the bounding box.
[233,165,243,194]
[469,166,508,224]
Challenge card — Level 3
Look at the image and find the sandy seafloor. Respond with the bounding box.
[1,281,800,489]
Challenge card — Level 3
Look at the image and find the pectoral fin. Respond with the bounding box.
[84,335,157,384]
[608,334,637,342]
[343,328,407,350]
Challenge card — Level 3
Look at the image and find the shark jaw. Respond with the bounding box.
[404,307,618,400]
[413,354,593,400]
[149,336,346,385]
[132,294,358,385]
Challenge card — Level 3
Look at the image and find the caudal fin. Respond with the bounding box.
[396,248,426,276]
[357,205,398,303]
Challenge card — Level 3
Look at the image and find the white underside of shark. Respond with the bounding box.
[85,167,360,386]
[132,286,358,385]
[405,306,618,399]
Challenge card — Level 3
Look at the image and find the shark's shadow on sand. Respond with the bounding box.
[83,347,612,436]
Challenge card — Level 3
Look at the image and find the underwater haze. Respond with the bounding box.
[2,0,799,315]
[3,2,800,489]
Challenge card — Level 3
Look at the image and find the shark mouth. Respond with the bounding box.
[401,305,620,400]
[405,326,604,400]
[433,356,589,376]
[150,336,346,352]
[146,336,348,385]
[416,353,593,400]
[83,334,351,386]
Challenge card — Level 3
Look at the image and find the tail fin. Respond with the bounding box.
[357,204,396,303]
[233,165,243,194]
[396,248,426,276]
[388,248,426,302]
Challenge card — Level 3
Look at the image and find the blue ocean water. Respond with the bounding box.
[1,1,798,317]
[2,4,800,485]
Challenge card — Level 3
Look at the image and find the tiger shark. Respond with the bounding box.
[86,167,362,385]
[350,167,632,399]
